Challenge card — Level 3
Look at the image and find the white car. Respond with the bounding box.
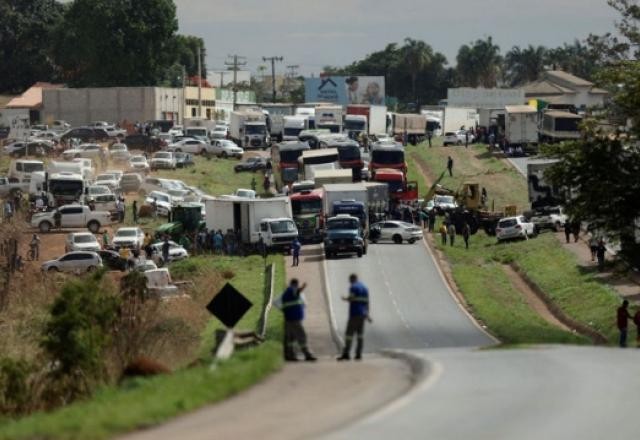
[108,143,130,161]
[41,251,102,273]
[210,127,228,140]
[112,227,145,249]
[150,240,189,265]
[168,125,184,137]
[166,188,190,204]
[210,139,243,158]
[145,190,173,216]
[369,220,423,244]
[234,188,256,198]
[432,195,457,212]
[443,130,475,146]
[496,216,537,242]
[150,151,176,170]
[65,232,100,253]
[167,138,208,154]
[87,185,112,197]
[104,126,127,138]
[62,143,105,160]
[139,176,174,195]
[128,155,150,174]
[95,173,119,191]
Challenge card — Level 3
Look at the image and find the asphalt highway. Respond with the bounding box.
[325,240,495,351]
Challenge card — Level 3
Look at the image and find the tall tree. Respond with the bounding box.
[504,45,547,86]
[456,37,502,87]
[545,41,601,81]
[0,0,64,93]
[51,0,178,87]
[171,35,207,78]
[401,38,432,105]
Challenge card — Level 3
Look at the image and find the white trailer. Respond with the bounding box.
[322,183,368,217]
[368,105,387,135]
[443,107,478,133]
[505,105,538,149]
[282,115,309,141]
[229,110,269,149]
[205,196,298,248]
[315,106,343,133]
[262,104,295,142]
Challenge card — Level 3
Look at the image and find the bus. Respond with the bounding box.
[298,148,339,181]
[369,144,406,174]
[271,141,310,191]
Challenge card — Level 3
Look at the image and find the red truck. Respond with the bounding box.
[289,188,324,242]
[373,168,418,202]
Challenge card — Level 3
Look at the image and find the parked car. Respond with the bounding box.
[97,249,127,271]
[150,151,176,170]
[3,141,53,157]
[443,130,474,146]
[150,240,189,266]
[112,227,145,249]
[31,205,113,233]
[120,173,143,193]
[95,173,119,192]
[65,232,100,253]
[369,220,423,244]
[234,156,267,173]
[210,139,243,158]
[496,216,537,242]
[41,251,102,273]
[123,134,163,152]
[128,155,150,174]
[432,195,457,212]
[62,143,104,160]
[104,126,126,138]
[174,152,195,168]
[527,206,567,231]
[234,188,256,198]
[145,191,173,216]
[168,125,184,137]
[109,143,131,161]
[90,121,114,129]
[60,127,109,143]
[139,176,174,195]
[166,138,208,154]
[210,125,228,140]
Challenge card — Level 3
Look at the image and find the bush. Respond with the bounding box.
[0,358,31,415]
[40,271,120,400]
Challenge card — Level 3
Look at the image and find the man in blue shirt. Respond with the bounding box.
[291,238,301,267]
[338,274,371,361]
[279,278,317,362]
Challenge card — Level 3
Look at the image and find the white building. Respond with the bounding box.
[523,71,609,111]
[446,88,525,109]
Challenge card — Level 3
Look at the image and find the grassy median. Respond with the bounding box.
[0,255,285,440]
[408,143,620,345]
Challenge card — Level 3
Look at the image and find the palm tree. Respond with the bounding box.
[504,45,547,86]
[456,36,502,87]
[402,38,432,105]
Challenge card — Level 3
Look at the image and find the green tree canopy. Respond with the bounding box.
[504,45,547,86]
[0,0,64,93]
[455,37,502,88]
[51,0,178,87]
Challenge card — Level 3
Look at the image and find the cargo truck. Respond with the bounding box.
[313,169,353,188]
[505,105,538,153]
[229,110,270,149]
[282,115,310,141]
[392,114,427,136]
[315,105,343,133]
[323,183,368,227]
[290,188,324,242]
[262,103,295,142]
[527,159,561,209]
[205,196,298,251]
[345,105,387,138]
[443,107,478,133]
[538,111,582,143]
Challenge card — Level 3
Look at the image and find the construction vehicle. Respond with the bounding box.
[155,203,204,240]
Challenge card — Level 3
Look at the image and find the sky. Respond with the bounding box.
[174,0,620,76]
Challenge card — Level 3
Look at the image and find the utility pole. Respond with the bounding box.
[225,54,247,111]
[285,65,299,100]
[262,56,283,103]
[197,45,202,118]
[181,65,186,125]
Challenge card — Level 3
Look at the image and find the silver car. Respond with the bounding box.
[369,220,424,244]
[41,251,103,273]
[65,232,101,253]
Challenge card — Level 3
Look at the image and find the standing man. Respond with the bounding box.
[427,131,432,148]
[338,274,371,361]
[464,130,469,148]
[462,222,471,249]
[617,300,632,348]
[161,236,171,265]
[277,279,316,362]
[447,222,456,246]
[29,233,40,260]
[634,308,640,348]
[446,156,454,177]
[596,239,607,271]
[563,219,572,244]
[132,200,138,224]
[291,237,301,267]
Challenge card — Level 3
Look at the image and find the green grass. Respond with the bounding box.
[0,254,286,440]
[410,142,620,345]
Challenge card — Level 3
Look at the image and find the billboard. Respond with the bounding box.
[305,75,385,106]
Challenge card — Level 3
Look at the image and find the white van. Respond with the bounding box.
[9,159,45,183]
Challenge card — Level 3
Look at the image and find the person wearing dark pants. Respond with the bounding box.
[132,200,138,224]
[462,223,471,249]
[617,300,632,348]
[291,237,301,267]
[338,274,371,361]
[447,156,453,177]
[278,279,316,362]
[563,220,572,243]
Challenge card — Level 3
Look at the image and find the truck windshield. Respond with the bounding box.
[337,146,361,161]
[280,150,304,163]
[21,163,44,173]
[386,181,404,194]
[292,199,322,215]
[50,180,84,199]
[327,219,359,230]
[317,124,341,133]
[246,124,266,135]
[270,220,296,234]
[371,150,404,164]
[555,118,580,131]
[284,127,303,137]
[344,120,365,131]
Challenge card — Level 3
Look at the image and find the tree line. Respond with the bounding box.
[0,0,206,94]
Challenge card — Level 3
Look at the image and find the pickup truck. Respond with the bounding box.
[527,206,567,231]
[0,177,28,198]
[324,214,367,259]
[31,205,113,233]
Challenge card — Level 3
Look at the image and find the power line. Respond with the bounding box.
[285,65,299,99]
[225,54,248,111]
[262,56,283,103]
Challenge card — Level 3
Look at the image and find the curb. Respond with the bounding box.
[321,244,344,350]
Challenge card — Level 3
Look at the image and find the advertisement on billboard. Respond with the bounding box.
[305,76,385,106]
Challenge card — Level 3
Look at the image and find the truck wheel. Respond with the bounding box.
[48,266,59,273]
[357,250,363,258]
[86,266,96,273]
[39,221,52,233]
[87,221,100,233]
[408,238,416,244]
[393,234,403,244]
[222,151,228,158]
[363,245,368,255]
